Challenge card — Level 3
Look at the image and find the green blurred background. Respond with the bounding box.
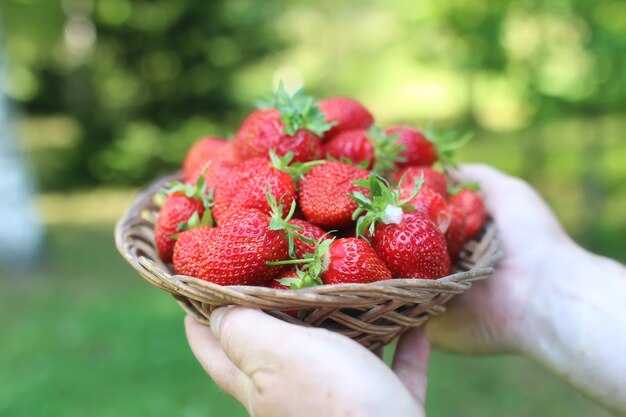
[1,0,624,416]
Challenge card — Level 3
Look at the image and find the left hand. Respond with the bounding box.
[185,307,430,417]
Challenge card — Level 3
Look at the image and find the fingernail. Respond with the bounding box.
[210,307,227,338]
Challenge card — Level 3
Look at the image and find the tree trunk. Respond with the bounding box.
[0,52,44,271]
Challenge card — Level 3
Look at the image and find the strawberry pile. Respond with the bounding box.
[154,84,487,291]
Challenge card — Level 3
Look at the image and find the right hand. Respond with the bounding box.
[424,164,579,354]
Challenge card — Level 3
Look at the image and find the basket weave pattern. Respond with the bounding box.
[115,174,502,351]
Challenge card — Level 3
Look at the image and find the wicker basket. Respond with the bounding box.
[115,173,502,351]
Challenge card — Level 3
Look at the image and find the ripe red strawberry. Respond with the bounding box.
[154,179,213,263]
[322,238,392,284]
[385,126,437,168]
[399,185,450,233]
[393,166,448,197]
[234,85,331,163]
[288,218,327,258]
[318,97,374,140]
[371,212,450,279]
[235,109,323,162]
[298,161,369,229]
[324,128,373,167]
[212,157,296,224]
[182,208,290,286]
[323,127,404,174]
[351,174,450,279]
[182,137,238,184]
[273,237,391,285]
[173,226,217,277]
[445,205,467,262]
[449,188,486,239]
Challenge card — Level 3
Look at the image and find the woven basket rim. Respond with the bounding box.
[115,173,502,308]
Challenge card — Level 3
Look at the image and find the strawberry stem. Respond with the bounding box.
[367,126,405,176]
[424,124,473,168]
[260,82,336,137]
[269,149,326,182]
[265,185,315,258]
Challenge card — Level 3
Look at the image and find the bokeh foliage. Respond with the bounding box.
[1,0,625,189]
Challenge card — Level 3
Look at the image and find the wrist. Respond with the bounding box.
[515,238,585,358]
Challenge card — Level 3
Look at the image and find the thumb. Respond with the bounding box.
[392,328,430,407]
[210,306,300,375]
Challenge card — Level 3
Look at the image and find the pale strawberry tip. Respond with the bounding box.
[349,173,424,239]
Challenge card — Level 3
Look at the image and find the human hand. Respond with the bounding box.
[423,164,626,414]
[424,163,579,354]
[185,308,430,417]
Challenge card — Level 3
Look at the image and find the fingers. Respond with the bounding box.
[184,315,250,405]
[457,163,565,238]
[456,164,524,218]
[392,328,431,407]
[210,306,302,375]
[423,295,488,353]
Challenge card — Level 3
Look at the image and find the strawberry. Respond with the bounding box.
[268,270,298,290]
[385,126,436,168]
[180,208,290,286]
[351,174,451,279]
[154,177,213,262]
[268,268,325,318]
[212,157,295,224]
[173,226,217,277]
[449,188,486,239]
[234,85,331,163]
[323,126,404,174]
[297,161,369,229]
[321,238,392,284]
[323,128,373,167]
[371,212,450,279]
[288,218,327,258]
[399,185,450,233]
[318,97,374,140]
[445,205,467,261]
[271,237,391,285]
[182,137,238,184]
[393,166,448,197]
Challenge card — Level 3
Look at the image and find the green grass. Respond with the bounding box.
[0,224,617,417]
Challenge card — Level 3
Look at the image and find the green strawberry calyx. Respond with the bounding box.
[258,82,336,137]
[367,126,406,175]
[265,187,315,258]
[325,154,371,169]
[349,173,424,239]
[164,167,214,211]
[165,168,215,235]
[425,124,473,169]
[267,236,332,287]
[448,181,481,196]
[269,150,325,182]
[275,267,323,290]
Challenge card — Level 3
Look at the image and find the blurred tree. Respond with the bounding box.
[0,0,284,189]
[0,0,625,191]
